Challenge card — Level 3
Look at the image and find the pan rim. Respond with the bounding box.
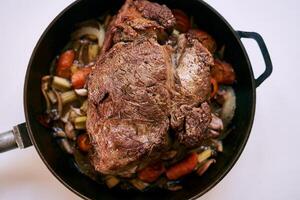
[23,0,256,199]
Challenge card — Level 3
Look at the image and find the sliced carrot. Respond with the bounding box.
[138,162,165,183]
[172,9,190,33]
[188,29,217,54]
[71,67,92,89]
[56,50,75,79]
[210,78,218,98]
[211,59,236,84]
[166,152,198,180]
[77,134,91,152]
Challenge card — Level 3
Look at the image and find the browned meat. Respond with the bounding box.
[175,34,213,102]
[100,0,175,56]
[87,0,215,175]
[187,29,217,54]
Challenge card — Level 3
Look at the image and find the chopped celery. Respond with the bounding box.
[47,90,57,104]
[197,148,212,164]
[88,44,99,62]
[52,76,71,91]
[80,100,88,114]
[74,116,87,130]
[61,91,77,105]
[105,176,120,188]
[130,179,149,191]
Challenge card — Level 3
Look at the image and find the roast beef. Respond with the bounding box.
[87,0,214,175]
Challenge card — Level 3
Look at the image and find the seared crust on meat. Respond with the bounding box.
[87,0,214,175]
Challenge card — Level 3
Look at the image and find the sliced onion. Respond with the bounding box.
[72,26,100,40]
[71,23,105,48]
[98,24,105,47]
[57,138,74,154]
[75,88,88,96]
[220,86,236,128]
[196,159,216,176]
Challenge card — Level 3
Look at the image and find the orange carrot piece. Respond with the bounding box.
[71,67,92,89]
[188,29,217,54]
[166,152,198,180]
[56,50,75,79]
[138,162,165,183]
[172,9,190,33]
[211,59,236,84]
[210,78,218,98]
[77,134,91,152]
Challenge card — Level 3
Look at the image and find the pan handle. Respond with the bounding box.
[0,123,32,153]
[237,31,273,88]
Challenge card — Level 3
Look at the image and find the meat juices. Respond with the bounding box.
[87,0,214,175]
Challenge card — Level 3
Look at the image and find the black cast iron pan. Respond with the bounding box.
[0,0,272,199]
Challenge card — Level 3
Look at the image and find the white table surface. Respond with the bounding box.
[0,0,299,199]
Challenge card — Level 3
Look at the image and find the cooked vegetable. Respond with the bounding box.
[211,59,235,84]
[172,9,190,33]
[210,78,218,98]
[80,100,88,114]
[41,76,51,113]
[71,67,92,89]
[47,90,57,104]
[61,91,77,105]
[52,127,67,138]
[220,87,236,128]
[211,139,223,152]
[56,50,75,78]
[74,116,87,130]
[188,29,217,54]
[197,148,212,164]
[88,44,99,62]
[58,138,74,154]
[105,176,120,188]
[138,162,165,183]
[70,64,79,74]
[78,43,89,65]
[71,23,105,47]
[60,111,70,123]
[77,134,91,152]
[65,122,76,140]
[166,152,198,180]
[130,179,149,191]
[75,88,88,96]
[196,159,215,176]
[166,181,183,191]
[52,76,72,91]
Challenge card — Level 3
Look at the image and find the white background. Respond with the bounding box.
[0,0,299,199]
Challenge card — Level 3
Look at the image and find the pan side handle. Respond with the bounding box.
[237,31,273,88]
[0,123,32,153]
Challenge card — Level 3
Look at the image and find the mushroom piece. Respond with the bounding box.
[65,122,76,140]
[41,76,52,113]
[196,159,216,176]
